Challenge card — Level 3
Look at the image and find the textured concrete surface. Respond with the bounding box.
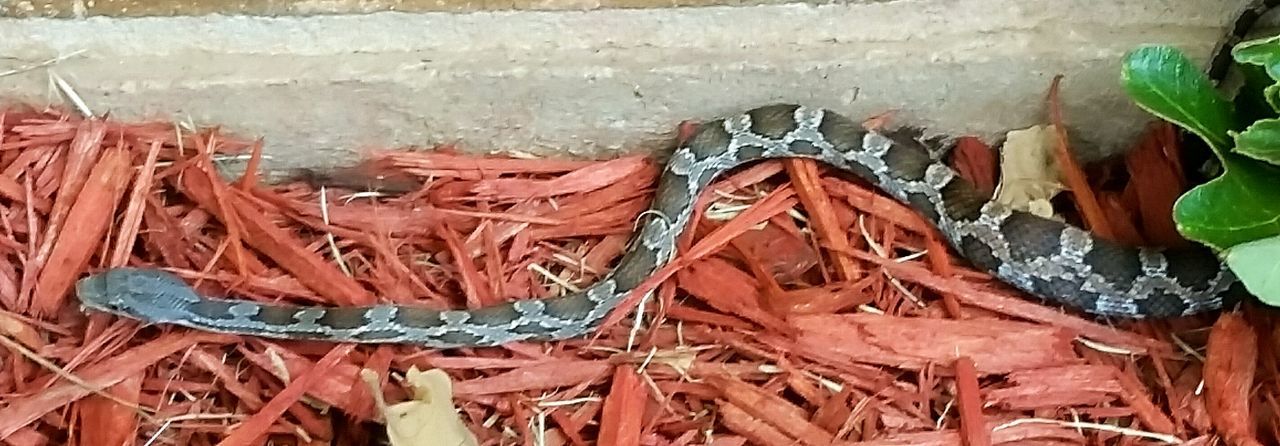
[0,0,1262,177]
[1,0,800,17]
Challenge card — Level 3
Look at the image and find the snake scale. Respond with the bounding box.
[76,104,1244,347]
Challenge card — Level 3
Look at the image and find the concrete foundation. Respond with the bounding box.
[0,0,1262,177]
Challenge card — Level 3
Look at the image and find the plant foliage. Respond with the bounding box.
[1121,39,1280,307]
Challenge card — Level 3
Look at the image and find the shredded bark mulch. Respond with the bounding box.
[0,82,1275,446]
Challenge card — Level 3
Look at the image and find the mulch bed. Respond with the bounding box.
[0,79,1275,446]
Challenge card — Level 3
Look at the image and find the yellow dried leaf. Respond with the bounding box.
[361,367,479,446]
[994,125,1066,219]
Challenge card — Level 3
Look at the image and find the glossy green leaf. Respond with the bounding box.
[1264,83,1280,114]
[1122,45,1240,154]
[1233,34,1280,80]
[1174,154,1280,250]
[1225,235,1280,308]
[1232,118,1280,164]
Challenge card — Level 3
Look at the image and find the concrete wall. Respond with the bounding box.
[3,0,801,17]
[0,0,1262,178]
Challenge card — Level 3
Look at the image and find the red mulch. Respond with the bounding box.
[0,80,1277,446]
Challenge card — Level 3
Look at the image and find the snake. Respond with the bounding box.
[75,103,1245,347]
[75,0,1278,349]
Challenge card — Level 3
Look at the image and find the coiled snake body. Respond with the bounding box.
[76,105,1241,347]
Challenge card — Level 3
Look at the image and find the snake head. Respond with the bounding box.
[75,267,202,323]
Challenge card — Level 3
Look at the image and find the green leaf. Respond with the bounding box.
[1122,45,1239,154]
[1225,235,1280,308]
[1174,153,1280,250]
[1264,83,1280,114]
[1233,34,1280,80]
[1232,119,1280,164]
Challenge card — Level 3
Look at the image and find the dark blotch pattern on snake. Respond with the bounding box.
[75,105,1243,347]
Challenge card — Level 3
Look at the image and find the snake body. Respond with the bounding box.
[75,105,1242,347]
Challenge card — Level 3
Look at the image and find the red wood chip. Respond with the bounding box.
[788,313,1079,375]
[1204,312,1262,446]
[985,364,1123,410]
[0,103,1271,445]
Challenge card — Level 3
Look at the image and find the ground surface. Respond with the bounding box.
[0,97,1275,445]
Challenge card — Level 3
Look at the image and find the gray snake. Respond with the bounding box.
[75,104,1242,347]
